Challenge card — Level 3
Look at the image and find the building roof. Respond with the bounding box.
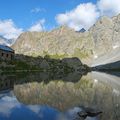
[0,45,14,52]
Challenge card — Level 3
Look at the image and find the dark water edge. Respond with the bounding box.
[0,71,120,120]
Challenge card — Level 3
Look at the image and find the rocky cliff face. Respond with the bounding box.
[12,26,94,62]
[12,14,120,64]
[89,16,114,57]
[89,14,120,58]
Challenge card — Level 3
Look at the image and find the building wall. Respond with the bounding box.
[0,78,14,91]
[0,49,14,60]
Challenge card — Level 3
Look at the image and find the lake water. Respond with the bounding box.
[0,71,120,120]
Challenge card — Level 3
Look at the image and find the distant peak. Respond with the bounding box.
[78,28,86,33]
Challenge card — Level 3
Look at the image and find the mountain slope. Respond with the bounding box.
[89,15,120,58]
[0,36,8,45]
[12,14,120,65]
[90,14,120,66]
[0,36,14,46]
[12,26,94,62]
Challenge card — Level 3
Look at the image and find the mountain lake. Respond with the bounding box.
[0,71,119,120]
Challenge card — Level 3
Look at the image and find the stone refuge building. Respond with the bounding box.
[0,45,14,60]
[0,77,14,92]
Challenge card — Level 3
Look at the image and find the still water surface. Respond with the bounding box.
[0,71,120,120]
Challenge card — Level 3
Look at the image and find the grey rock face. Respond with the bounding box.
[40,60,50,69]
[0,36,15,46]
[62,57,82,70]
[112,14,120,46]
[78,28,86,33]
[89,16,114,56]
[12,14,120,64]
[90,14,120,57]
[12,26,94,61]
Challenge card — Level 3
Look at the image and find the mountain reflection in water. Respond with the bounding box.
[0,71,120,120]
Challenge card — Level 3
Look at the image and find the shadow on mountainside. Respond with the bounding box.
[92,60,120,77]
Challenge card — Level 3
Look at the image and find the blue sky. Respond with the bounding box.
[0,0,120,39]
[0,0,96,30]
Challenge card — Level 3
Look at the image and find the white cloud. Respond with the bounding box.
[0,96,20,117]
[29,19,45,32]
[56,0,120,31]
[0,19,23,39]
[97,0,120,17]
[56,3,99,31]
[31,8,46,13]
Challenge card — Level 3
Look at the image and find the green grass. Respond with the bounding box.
[0,60,42,72]
[49,54,68,59]
[73,48,90,59]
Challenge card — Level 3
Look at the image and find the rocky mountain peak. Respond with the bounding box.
[78,28,86,33]
[0,36,15,46]
[12,13,120,64]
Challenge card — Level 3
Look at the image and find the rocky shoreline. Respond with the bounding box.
[0,54,90,74]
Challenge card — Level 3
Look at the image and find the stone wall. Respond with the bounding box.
[0,49,14,60]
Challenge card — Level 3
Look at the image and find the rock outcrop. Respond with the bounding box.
[12,26,94,63]
[89,15,120,57]
[12,14,120,64]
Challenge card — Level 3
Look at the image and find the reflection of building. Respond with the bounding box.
[0,76,14,92]
[0,45,14,60]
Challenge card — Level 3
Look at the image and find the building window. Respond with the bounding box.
[1,83,3,88]
[6,54,9,57]
[2,53,4,56]
[11,54,13,60]
[6,82,8,87]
